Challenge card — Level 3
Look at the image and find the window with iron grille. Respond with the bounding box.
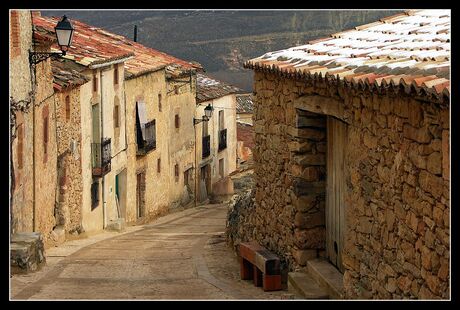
[91,181,99,210]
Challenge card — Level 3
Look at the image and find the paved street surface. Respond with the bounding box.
[11,204,292,300]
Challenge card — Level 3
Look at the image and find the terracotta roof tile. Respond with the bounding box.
[236,94,253,114]
[33,15,201,77]
[196,74,243,103]
[51,59,90,92]
[245,9,450,99]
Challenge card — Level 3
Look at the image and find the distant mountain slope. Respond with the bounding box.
[42,10,400,91]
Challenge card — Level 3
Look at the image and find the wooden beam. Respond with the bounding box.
[293,95,350,124]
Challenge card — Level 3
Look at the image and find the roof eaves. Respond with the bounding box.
[88,53,135,69]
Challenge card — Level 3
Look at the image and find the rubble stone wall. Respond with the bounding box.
[246,70,449,299]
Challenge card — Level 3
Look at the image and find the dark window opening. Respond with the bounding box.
[175,114,180,129]
[65,95,70,120]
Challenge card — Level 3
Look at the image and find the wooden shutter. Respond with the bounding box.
[326,116,347,273]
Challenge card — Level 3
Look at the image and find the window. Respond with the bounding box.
[174,85,179,94]
[174,164,179,182]
[136,172,145,218]
[114,104,120,128]
[10,11,20,57]
[219,110,224,131]
[175,114,180,129]
[43,114,49,161]
[65,95,70,121]
[157,158,161,173]
[158,93,162,112]
[219,158,224,179]
[113,65,119,85]
[93,74,98,92]
[17,124,23,169]
[91,181,99,210]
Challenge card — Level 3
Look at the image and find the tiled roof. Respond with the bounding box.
[196,74,243,103]
[33,15,201,78]
[244,10,450,101]
[236,94,254,114]
[51,59,90,92]
[33,16,134,67]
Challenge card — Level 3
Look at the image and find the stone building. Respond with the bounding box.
[52,59,89,243]
[242,9,450,299]
[10,10,60,248]
[195,74,240,200]
[34,15,133,234]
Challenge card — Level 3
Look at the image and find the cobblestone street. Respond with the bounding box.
[11,203,292,300]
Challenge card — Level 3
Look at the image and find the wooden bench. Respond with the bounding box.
[238,241,282,291]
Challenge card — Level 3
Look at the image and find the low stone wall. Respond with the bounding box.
[11,232,46,274]
[226,189,256,252]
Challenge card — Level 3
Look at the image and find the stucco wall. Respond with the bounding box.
[167,75,196,206]
[195,95,237,192]
[245,70,449,299]
[125,70,171,223]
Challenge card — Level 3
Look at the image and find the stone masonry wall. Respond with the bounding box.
[55,89,84,236]
[249,70,449,299]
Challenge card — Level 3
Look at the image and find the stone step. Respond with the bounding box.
[288,272,329,299]
[306,258,344,299]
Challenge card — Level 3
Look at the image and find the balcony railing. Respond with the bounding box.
[218,128,227,151]
[137,119,156,156]
[92,138,111,177]
[202,134,210,158]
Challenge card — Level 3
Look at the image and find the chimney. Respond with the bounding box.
[133,25,138,42]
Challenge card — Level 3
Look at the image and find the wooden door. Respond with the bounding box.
[326,116,347,273]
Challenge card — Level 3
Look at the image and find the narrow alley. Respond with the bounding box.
[11,203,291,300]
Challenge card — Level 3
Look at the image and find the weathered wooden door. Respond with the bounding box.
[326,116,347,273]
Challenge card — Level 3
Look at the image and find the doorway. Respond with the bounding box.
[199,164,211,202]
[326,116,348,273]
[136,171,145,218]
[115,169,127,219]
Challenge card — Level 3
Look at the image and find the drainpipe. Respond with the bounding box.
[100,69,106,229]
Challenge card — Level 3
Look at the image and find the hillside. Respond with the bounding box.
[41,10,400,91]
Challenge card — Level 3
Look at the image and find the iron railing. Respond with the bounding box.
[218,128,227,151]
[137,119,156,156]
[202,134,210,158]
[91,138,111,177]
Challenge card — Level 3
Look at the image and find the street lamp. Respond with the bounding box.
[193,103,214,208]
[29,15,74,67]
[193,104,213,125]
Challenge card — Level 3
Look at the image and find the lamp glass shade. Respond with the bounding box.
[204,104,213,118]
[55,15,74,50]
